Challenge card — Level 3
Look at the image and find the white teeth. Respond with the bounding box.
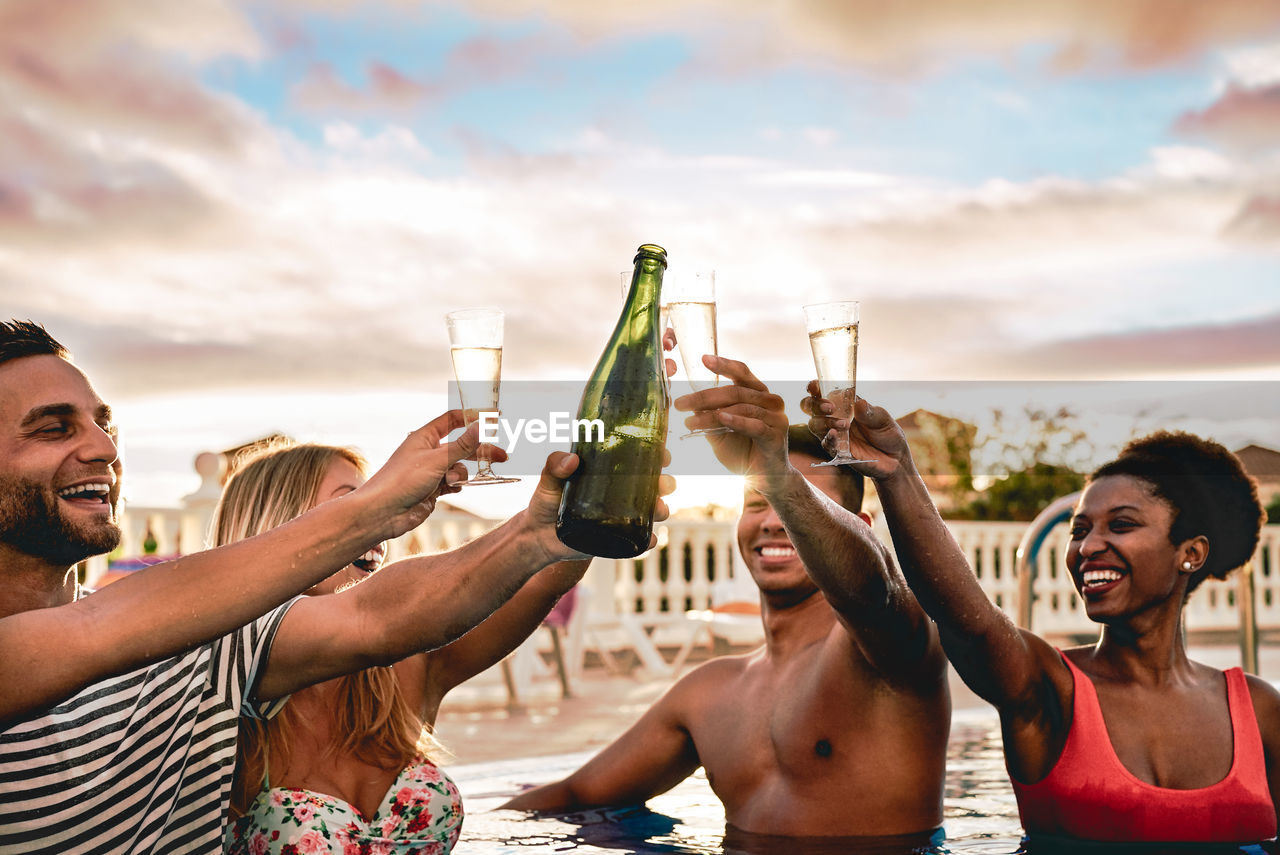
[354,548,385,572]
[1082,569,1122,587]
[57,483,110,498]
[759,547,795,557]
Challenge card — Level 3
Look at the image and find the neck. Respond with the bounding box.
[0,549,79,618]
[1091,599,1192,683]
[758,588,835,658]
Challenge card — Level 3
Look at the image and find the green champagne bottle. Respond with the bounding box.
[556,244,670,558]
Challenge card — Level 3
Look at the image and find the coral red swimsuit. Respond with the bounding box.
[1012,656,1276,843]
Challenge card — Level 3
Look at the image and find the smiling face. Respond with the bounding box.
[306,455,385,596]
[736,451,858,597]
[0,355,122,567]
[1066,473,1196,622]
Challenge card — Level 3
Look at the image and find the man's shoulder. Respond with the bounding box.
[667,650,757,700]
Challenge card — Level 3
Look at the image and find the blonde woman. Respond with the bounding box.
[218,441,594,855]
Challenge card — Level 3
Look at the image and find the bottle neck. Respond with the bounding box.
[625,257,664,316]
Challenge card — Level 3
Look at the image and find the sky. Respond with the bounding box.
[2,0,1279,518]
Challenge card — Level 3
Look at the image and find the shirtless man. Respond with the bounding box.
[503,356,950,840]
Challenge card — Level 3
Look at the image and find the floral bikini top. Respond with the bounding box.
[225,755,464,855]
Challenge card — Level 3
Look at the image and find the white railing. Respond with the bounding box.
[82,458,1280,646]
[577,518,1280,644]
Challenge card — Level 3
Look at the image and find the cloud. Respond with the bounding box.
[0,0,261,62]
[322,122,435,161]
[451,0,1280,73]
[0,109,229,249]
[0,0,272,252]
[2,0,1275,407]
[1224,41,1280,88]
[792,167,1248,281]
[288,32,557,116]
[292,61,444,114]
[971,312,1280,378]
[1222,195,1280,244]
[1174,83,1280,152]
[0,0,262,154]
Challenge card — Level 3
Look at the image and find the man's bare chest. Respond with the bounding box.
[688,667,872,791]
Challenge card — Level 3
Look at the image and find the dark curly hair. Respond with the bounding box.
[1091,431,1263,593]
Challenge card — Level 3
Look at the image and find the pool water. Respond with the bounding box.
[448,708,1025,854]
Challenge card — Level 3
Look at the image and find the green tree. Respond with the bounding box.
[948,406,1090,522]
[1266,494,1280,524]
[957,462,1085,522]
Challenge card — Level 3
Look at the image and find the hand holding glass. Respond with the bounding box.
[445,308,519,485]
[668,270,730,438]
[804,301,868,466]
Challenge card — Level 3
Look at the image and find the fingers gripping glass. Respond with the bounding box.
[803,300,870,466]
[667,270,730,439]
[445,308,520,485]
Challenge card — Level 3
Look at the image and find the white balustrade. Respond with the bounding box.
[83,468,1280,650]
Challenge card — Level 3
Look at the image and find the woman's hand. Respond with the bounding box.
[801,381,911,482]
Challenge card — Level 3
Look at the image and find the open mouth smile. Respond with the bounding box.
[1077,565,1125,596]
[753,543,797,566]
[352,545,386,574]
[56,482,113,507]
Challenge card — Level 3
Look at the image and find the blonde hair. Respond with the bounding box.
[214,440,441,815]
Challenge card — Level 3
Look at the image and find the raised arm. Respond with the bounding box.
[256,452,672,701]
[0,411,479,726]
[815,393,1066,712]
[424,558,589,697]
[500,670,705,812]
[675,356,939,679]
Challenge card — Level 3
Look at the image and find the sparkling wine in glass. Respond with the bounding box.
[667,270,729,438]
[804,301,869,466]
[445,308,519,485]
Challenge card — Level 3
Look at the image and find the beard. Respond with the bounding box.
[0,474,122,566]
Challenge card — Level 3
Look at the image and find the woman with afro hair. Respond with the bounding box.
[809,393,1280,848]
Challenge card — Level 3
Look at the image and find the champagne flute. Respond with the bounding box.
[445,308,519,485]
[667,270,730,438]
[804,300,870,466]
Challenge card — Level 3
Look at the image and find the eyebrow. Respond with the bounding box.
[1073,504,1141,521]
[20,403,113,428]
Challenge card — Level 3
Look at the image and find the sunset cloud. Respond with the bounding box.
[1222,195,1280,244]
[1174,83,1280,152]
[455,0,1280,72]
[970,312,1280,378]
[2,0,1278,506]
[292,61,443,114]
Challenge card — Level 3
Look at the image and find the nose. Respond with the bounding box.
[1078,526,1108,561]
[79,422,120,467]
[759,502,786,535]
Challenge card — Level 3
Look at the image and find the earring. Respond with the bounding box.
[1182,561,1192,570]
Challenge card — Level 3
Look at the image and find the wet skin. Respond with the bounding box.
[504,450,951,836]
[833,393,1280,835]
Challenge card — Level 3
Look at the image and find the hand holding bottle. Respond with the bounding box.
[529,451,675,563]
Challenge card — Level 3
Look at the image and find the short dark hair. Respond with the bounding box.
[786,424,865,512]
[1091,430,1263,593]
[0,320,69,367]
